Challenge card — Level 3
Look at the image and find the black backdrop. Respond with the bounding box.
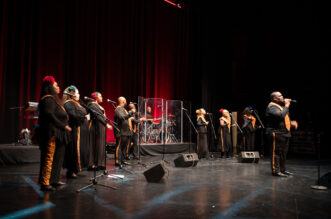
[1,0,330,155]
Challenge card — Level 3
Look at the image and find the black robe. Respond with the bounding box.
[37,95,70,185]
[63,99,87,174]
[197,117,209,159]
[218,118,232,155]
[88,102,107,167]
[242,116,256,151]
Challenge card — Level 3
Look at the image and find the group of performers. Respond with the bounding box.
[36,75,298,191]
[36,75,145,191]
[196,91,298,178]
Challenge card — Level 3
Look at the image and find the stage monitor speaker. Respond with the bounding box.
[174,153,199,167]
[239,151,260,163]
[143,162,168,183]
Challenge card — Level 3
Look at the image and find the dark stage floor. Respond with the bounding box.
[0,154,330,219]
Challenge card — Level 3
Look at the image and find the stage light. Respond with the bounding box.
[163,0,183,8]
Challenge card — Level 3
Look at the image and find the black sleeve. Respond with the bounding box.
[268,105,289,119]
[89,104,107,126]
[115,108,131,121]
[197,118,205,127]
[64,102,86,126]
[43,97,68,129]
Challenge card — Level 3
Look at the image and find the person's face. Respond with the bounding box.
[97,94,103,103]
[273,92,284,104]
[53,82,60,94]
[200,109,206,115]
[147,107,151,113]
[74,90,80,101]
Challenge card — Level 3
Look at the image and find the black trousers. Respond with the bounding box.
[130,133,139,158]
[268,132,290,174]
[39,138,65,185]
[115,136,130,165]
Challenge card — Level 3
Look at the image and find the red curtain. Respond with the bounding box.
[0,0,192,143]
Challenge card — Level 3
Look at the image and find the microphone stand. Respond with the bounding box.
[76,99,120,192]
[183,109,198,153]
[253,110,265,129]
[311,133,328,190]
[207,113,217,158]
[253,110,265,156]
[230,113,243,135]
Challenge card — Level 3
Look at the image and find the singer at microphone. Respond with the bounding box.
[266,91,298,177]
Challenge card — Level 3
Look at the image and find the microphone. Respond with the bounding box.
[206,112,212,115]
[182,107,188,111]
[64,91,74,97]
[107,99,116,104]
[285,98,298,103]
[130,101,137,105]
[84,96,95,101]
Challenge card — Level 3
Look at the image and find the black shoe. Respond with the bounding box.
[282,170,293,175]
[88,166,97,171]
[40,185,55,191]
[273,172,288,177]
[66,172,78,179]
[52,181,66,186]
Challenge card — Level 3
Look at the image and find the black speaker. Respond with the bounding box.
[174,153,199,167]
[143,162,168,183]
[239,151,260,163]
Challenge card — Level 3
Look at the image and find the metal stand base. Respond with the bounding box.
[76,170,118,193]
[310,185,328,190]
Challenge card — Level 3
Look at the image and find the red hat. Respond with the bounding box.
[91,92,101,100]
[219,108,224,114]
[42,75,55,84]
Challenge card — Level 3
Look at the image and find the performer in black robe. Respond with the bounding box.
[114,97,134,167]
[88,92,112,170]
[196,108,210,159]
[37,75,72,191]
[242,106,258,151]
[218,109,233,158]
[265,91,298,177]
[62,85,88,178]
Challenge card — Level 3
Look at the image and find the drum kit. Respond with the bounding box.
[139,114,178,144]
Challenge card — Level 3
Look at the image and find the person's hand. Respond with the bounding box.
[106,124,113,130]
[291,121,298,130]
[140,117,146,122]
[232,124,236,127]
[65,125,72,132]
[284,98,291,108]
[85,114,90,120]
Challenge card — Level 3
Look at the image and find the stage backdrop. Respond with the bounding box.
[0,0,192,143]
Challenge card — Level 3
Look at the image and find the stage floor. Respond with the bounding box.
[0,154,330,218]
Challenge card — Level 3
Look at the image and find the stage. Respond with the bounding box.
[139,143,195,156]
[0,144,40,166]
[0,154,330,218]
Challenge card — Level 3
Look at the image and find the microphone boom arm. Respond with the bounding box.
[79,100,119,132]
